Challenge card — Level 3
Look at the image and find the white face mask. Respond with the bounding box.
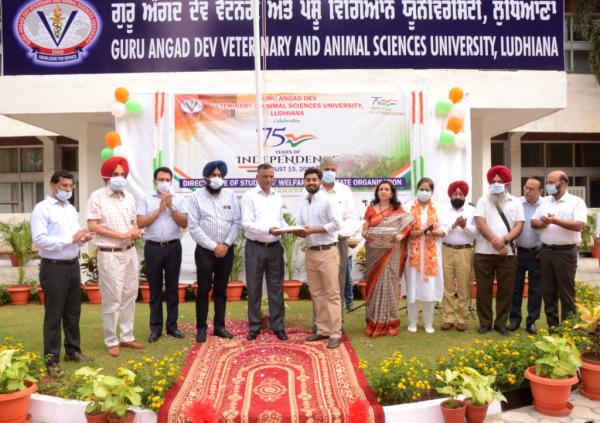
[322,170,336,184]
[209,176,224,190]
[110,176,127,191]
[489,182,505,195]
[56,189,72,202]
[417,190,432,202]
[156,181,171,193]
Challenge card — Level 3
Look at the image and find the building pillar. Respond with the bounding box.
[471,118,492,202]
[37,136,56,195]
[508,132,525,196]
[78,122,108,221]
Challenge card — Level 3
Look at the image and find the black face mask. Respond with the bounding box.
[451,198,465,209]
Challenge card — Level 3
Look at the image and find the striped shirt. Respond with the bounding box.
[188,188,241,250]
[87,186,137,249]
[30,196,81,260]
[516,196,542,248]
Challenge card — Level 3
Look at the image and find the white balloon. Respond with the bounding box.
[454,133,468,149]
[110,102,126,118]
[449,103,467,120]
[112,145,130,158]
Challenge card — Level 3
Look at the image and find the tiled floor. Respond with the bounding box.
[486,393,600,422]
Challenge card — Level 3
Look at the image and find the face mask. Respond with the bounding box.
[157,181,171,193]
[110,176,127,191]
[451,198,465,209]
[417,190,432,202]
[322,170,336,184]
[545,183,559,196]
[56,190,72,203]
[489,182,505,195]
[209,177,224,190]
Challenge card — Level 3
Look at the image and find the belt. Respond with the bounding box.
[97,244,134,252]
[309,243,338,251]
[518,246,540,252]
[146,239,180,247]
[442,242,473,250]
[542,243,576,251]
[41,257,78,265]
[247,239,280,248]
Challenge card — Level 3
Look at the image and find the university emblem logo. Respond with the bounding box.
[14,0,101,66]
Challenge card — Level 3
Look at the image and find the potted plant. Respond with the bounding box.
[354,246,367,299]
[435,368,466,423]
[0,349,38,423]
[227,230,245,302]
[461,367,506,423]
[524,335,581,417]
[581,213,596,257]
[81,250,102,304]
[103,368,143,422]
[0,222,35,305]
[281,212,302,301]
[573,303,600,400]
[138,260,150,304]
[75,366,109,423]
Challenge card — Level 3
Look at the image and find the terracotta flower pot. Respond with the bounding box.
[283,280,302,301]
[36,287,45,305]
[177,284,188,303]
[0,381,38,423]
[85,284,102,304]
[592,239,600,258]
[7,286,30,305]
[440,399,466,423]
[139,282,150,304]
[580,352,600,400]
[227,281,244,301]
[358,281,367,300]
[9,254,19,267]
[466,400,488,423]
[524,365,578,417]
[85,410,109,423]
[106,410,135,423]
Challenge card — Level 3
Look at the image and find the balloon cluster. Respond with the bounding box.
[110,87,142,118]
[435,87,467,149]
[101,131,129,161]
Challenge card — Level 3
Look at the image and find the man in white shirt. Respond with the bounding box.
[320,156,358,320]
[474,165,524,336]
[532,170,587,328]
[30,170,93,378]
[295,168,342,348]
[441,180,476,332]
[188,160,241,343]
[137,167,188,343]
[241,163,288,341]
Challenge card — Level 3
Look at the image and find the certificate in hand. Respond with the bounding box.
[367,226,401,248]
[272,226,305,235]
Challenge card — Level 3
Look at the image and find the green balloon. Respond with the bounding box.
[100,147,114,161]
[439,130,456,146]
[125,99,142,115]
[435,98,453,116]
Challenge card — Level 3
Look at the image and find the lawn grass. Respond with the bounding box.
[0,297,537,383]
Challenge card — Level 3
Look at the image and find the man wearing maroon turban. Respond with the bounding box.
[473,166,524,336]
[87,156,145,357]
[440,181,477,332]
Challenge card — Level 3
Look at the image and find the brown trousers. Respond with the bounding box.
[441,245,473,324]
[306,247,341,338]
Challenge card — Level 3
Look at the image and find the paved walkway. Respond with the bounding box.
[486,393,600,422]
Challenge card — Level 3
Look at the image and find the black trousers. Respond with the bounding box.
[540,246,578,328]
[39,259,82,365]
[509,248,543,327]
[144,240,182,334]
[245,240,285,333]
[195,245,233,331]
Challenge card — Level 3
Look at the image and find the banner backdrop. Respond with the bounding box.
[2,0,563,75]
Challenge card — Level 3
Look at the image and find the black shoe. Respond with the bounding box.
[274,330,288,341]
[247,330,260,340]
[495,326,510,336]
[214,328,233,339]
[478,326,491,334]
[346,303,353,311]
[148,332,161,343]
[327,337,342,349]
[305,334,329,342]
[507,321,520,332]
[196,328,207,343]
[167,329,185,339]
[526,323,537,335]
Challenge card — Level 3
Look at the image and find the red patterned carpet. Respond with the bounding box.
[158,321,384,422]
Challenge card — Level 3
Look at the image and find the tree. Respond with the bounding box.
[572,0,600,82]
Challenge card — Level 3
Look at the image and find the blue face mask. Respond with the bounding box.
[322,170,336,184]
[489,182,505,195]
[545,183,559,196]
[109,176,127,191]
[56,190,72,203]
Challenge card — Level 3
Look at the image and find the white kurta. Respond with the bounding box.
[404,200,445,304]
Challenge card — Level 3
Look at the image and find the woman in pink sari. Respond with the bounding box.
[362,181,414,337]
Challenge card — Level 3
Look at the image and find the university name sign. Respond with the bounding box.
[1,0,564,75]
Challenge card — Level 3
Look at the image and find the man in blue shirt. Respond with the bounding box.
[137,167,188,343]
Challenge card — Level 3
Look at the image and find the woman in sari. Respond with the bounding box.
[362,181,413,337]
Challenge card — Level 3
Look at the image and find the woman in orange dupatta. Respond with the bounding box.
[362,181,413,337]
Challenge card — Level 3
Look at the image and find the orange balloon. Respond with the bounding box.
[449,87,463,104]
[114,87,129,103]
[447,117,463,134]
[105,131,121,148]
